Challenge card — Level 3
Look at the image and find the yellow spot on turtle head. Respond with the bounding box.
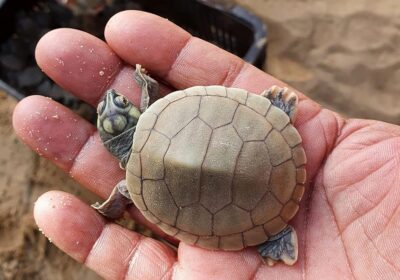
[103,115,128,134]
[103,118,114,134]
[129,106,141,120]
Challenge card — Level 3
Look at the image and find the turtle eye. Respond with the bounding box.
[114,95,129,108]
[97,100,105,114]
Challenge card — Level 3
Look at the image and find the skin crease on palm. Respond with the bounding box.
[11,10,400,280]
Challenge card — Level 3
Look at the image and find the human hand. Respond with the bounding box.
[12,11,400,279]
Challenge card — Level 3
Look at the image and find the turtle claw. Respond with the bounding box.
[262,86,298,123]
[92,180,132,219]
[257,225,298,266]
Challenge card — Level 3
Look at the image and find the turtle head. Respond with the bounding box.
[97,89,141,167]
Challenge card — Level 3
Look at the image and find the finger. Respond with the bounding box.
[35,191,176,280]
[175,243,262,280]
[35,28,171,107]
[35,28,122,105]
[105,11,295,97]
[105,11,343,181]
[13,95,121,194]
[12,95,177,242]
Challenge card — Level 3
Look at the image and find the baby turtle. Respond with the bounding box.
[93,64,306,266]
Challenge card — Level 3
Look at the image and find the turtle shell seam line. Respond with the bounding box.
[263,97,273,117]
[231,122,244,142]
[279,121,291,132]
[271,157,293,168]
[170,115,199,139]
[296,163,307,169]
[199,129,215,206]
[212,101,241,130]
[240,233,245,249]
[160,133,180,226]
[196,95,202,115]
[250,151,275,224]
[232,202,252,213]
[245,92,271,116]
[197,116,213,130]
[292,144,307,167]
[151,128,172,140]
[198,123,217,235]
[203,86,228,97]
[170,228,257,239]
[229,140,244,209]
[164,91,186,103]
[262,126,274,142]
[260,137,278,203]
[198,101,239,129]
[263,128,293,167]
[149,99,170,116]
[280,126,293,147]
[141,178,164,182]
[238,102,267,119]
[146,111,159,117]
[279,211,299,224]
[282,126,303,148]
[204,101,240,131]
[138,153,151,213]
[171,228,179,237]
[163,177,181,226]
[148,212,162,225]
[290,196,302,205]
[193,236,200,246]
[243,91,249,104]
[269,190,284,207]
[263,213,281,226]
[231,101,240,123]
[296,168,307,185]
[139,153,144,195]
[166,96,202,137]
[169,199,180,226]
[247,132,284,222]
[136,130,152,153]
[223,86,228,97]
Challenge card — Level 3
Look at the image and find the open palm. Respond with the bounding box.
[12,11,400,280]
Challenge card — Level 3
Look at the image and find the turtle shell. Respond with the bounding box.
[126,86,306,250]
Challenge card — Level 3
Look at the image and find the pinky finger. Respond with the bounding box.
[34,191,176,280]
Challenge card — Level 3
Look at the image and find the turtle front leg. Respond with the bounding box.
[261,86,298,123]
[134,64,160,112]
[92,180,132,219]
[257,225,298,266]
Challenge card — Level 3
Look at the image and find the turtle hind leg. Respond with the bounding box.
[261,86,298,123]
[257,225,298,266]
[92,180,132,219]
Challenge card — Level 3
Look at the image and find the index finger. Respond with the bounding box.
[105,11,299,98]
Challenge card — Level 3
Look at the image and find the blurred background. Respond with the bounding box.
[0,0,399,279]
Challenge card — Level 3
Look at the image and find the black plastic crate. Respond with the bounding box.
[0,0,267,104]
[136,0,267,67]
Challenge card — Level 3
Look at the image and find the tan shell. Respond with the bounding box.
[126,86,306,250]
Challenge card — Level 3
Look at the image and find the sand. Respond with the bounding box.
[0,92,99,279]
[1,1,400,279]
[237,0,400,123]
